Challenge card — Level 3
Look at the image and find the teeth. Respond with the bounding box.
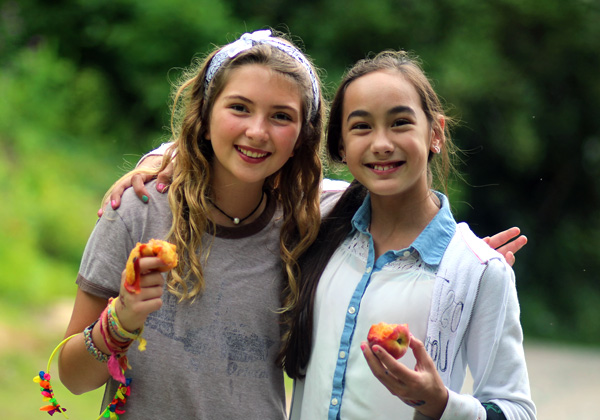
[373,164,396,171]
[238,147,268,158]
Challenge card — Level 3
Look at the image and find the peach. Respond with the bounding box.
[367,322,411,359]
[125,239,178,293]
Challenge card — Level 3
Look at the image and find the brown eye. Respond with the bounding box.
[230,104,248,112]
[392,119,410,127]
[350,122,370,130]
[273,112,292,121]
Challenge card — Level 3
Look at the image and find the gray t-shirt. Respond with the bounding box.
[77,181,288,419]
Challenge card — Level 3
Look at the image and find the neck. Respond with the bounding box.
[368,189,441,258]
[210,180,267,226]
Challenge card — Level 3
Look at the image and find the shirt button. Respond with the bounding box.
[366,266,372,273]
[403,250,411,257]
[348,306,356,314]
[339,351,346,359]
[331,398,339,406]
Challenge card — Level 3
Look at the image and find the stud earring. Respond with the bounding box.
[432,145,441,154]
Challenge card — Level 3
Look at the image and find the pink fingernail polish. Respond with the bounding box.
[97,208,103,218]
[157,183,166,193]
[111,200,117,209]
[360,343,367,351]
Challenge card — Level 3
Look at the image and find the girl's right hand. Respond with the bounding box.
[362,336,448,419]
[97,155,174,217]
[114,256,167,332]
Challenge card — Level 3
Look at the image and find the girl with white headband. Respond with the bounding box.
[57,29,326,419]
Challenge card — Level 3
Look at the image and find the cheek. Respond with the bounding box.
[342,138,361,163]
[277,126,302,154]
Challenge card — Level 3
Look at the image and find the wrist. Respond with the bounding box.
[415,388,448,420]
[114,296,144,333]
[109,297,147,352]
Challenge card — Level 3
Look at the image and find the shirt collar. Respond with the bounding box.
[351,191,456,266]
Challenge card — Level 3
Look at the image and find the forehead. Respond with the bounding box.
[343,69,422,115]
[221,64,302,98]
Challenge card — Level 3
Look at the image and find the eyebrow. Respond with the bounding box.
[346,105,417,122]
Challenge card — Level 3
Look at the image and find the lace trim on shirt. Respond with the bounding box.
[343,231,437,275]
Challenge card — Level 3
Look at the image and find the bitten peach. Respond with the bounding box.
[367,322,411,359]
[125,239,178,294]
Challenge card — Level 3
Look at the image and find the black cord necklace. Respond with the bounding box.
[210,192,265,225]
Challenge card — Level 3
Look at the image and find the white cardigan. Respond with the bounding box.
[291,223,536,420]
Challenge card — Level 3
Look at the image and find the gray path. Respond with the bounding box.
[525,341,600,419]
[461,341,600,419]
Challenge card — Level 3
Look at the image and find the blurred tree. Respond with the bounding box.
[1,0,600,343]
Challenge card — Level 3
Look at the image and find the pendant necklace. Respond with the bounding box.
[210,192,265,225]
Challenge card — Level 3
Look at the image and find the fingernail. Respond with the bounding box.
[142,195,149,203]
[360,343,367,351]
[97,208,103,218]
[157,183,166,193]
[111,200,117,209]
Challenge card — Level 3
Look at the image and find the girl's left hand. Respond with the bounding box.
[361,336,448,420]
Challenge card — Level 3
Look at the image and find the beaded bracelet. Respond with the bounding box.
[83,320,110,363]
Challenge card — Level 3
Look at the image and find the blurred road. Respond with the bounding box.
[461,341,600,419]
[38,300,600,419]
[284,341,600,419]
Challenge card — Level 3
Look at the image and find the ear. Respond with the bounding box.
[339,144,346,163]
[430,115,445,154]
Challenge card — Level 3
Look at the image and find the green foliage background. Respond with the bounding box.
[1,0,600,417]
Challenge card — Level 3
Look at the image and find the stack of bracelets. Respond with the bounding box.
[34,297,144,419]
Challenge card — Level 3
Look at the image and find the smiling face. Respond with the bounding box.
[207,64,303,189]
[340,69,442,200]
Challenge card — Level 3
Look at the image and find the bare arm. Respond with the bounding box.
[58,257,166,394]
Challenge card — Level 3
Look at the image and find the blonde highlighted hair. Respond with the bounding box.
[105,31,325,308]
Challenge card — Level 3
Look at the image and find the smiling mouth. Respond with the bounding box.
[367,162,403,171]
[236,146,270,159]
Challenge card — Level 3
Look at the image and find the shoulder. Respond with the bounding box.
[442,223,514,284]
[452,223,515,285]
[120,180,170,216]
[449,222,505,264]
[100,180,172,240]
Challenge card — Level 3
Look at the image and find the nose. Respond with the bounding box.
[246,116,269,142]
[371,130,394,155]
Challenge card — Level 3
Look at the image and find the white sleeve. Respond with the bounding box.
[462,260,537,420]
[135,142,174,168]
[321,178,350,192]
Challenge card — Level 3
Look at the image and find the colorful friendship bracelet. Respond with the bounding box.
[107,297,146,350]
[34,334,131,419]
[99,305,133,384]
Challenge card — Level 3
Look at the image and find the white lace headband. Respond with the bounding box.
[204,30,320,121]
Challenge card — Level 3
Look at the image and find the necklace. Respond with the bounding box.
[210,191,265,225]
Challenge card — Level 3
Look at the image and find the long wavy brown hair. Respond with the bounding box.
[105,31,325,307]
